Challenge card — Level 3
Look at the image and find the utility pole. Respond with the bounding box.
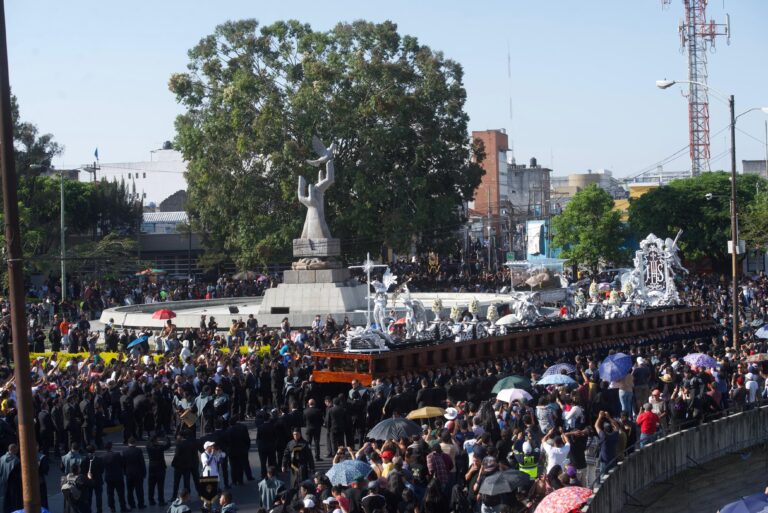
[729,94,739,350]
[0,1,42,510]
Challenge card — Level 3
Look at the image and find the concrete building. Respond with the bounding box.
[550,169,627,204]
[743,160,768,179]
[469,129,554,262]
[139,211,202,278]
[85,147,187,205]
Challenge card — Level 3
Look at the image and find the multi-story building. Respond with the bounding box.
[469,129,553,263]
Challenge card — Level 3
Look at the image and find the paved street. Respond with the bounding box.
[621,445,768,513]
[44,421,334,512]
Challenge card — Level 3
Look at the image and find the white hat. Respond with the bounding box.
[203,441,215,450]
[523,441,533,454]
[303,498,316,508]
[746,373,755,381]
[444,407,458,420]
[182,340,190,348]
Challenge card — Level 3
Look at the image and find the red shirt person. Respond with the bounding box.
[636,403,660,447]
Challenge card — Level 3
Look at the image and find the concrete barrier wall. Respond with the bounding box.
[588,404,768,512]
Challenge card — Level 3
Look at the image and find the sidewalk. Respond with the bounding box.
[621,445,768,513]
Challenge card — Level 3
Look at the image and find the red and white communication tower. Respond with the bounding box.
[662,0,730,176]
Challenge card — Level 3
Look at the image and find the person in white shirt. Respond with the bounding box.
[541,427,571,474]
[200,441,225,512]
[201,441,225,477]
[745,373,759,404]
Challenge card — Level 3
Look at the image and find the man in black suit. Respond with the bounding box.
[102,442,129,513]
[36,401,55,457]
[226,416,253,485]
[323,397,333,458]
[255,410,277,479]
[145,435,171,507]
[171,435,198,501]
[328,398,347,452]
[80,392,95,446]
[303,399,324,460]
[83,444,105,513]
[122,437,146,510]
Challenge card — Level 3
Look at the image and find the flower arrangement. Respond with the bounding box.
[609,290,621,307]
[589,281,599,301]
[469,297,480,315]
[432,298,443,315]
[450,305,461,322]
[575,289,586,308]
[486,305,498,322]
[622,280,634,297]
[28,344,271,367]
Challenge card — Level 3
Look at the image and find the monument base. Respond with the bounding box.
[293,238,340,258]
[258,281,369,315]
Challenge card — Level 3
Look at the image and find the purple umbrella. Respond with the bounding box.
[684,353,718,369]
[599,353,632,382]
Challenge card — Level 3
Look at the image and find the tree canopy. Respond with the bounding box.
[628,172,765,270]
[169,19,485,269]
[741,190,768,251]
[551,184,626,273]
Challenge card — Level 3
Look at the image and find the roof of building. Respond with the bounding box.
[142,211,188,224]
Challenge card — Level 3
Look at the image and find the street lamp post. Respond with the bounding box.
[657,79,768,349]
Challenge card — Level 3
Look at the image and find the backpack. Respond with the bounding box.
[61,474,81,501]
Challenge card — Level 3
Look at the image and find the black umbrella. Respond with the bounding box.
[366,417,422,440]
[500,469,531,490]
[479,472,514,496]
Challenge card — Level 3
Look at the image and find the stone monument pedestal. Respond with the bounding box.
[255,134,370,327]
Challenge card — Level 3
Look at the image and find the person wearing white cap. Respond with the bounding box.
[200,441,225,512]
[444,407,458,421]
[323,496,342,513]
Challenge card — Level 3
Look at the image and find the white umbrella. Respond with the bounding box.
[756,326,768,339]
[496,314,520,326]
[496,388,532,403]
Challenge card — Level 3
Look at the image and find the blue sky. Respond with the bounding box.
[6,1,768,177]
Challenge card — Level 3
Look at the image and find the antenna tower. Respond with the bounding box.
[662,0,730,176]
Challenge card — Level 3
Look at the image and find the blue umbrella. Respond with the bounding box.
[719,492,768,513]
[325,459,373,486]
[683,352,718,369]
[543,363,576,377]
[536,374,576,386]
[127,335,149,349]
[599,353,633,382]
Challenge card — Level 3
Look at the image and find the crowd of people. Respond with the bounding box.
[0,266,762,512]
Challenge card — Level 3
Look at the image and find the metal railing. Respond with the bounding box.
[586,399,768,512]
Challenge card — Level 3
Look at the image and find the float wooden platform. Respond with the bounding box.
[311,306,710,386]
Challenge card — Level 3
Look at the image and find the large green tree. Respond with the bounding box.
[628,172,765,271]
[741,190,768,251]
[551,184,626,273]
[169,19,485,268]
